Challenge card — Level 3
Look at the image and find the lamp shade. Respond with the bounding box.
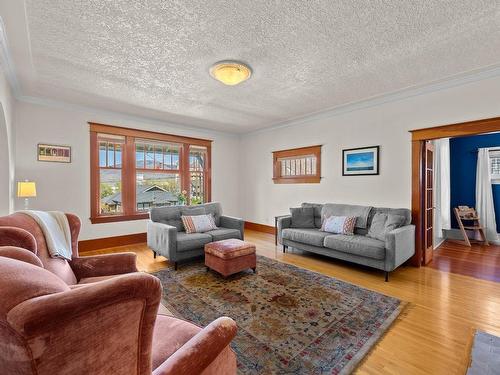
[17,181,37,198]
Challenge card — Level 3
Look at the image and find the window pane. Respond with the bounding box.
[171,148,179,169]
[190,146,206,171]
[107,143,115,167]
[136,144,145,168]
[136,172,181,211]
[115,144,122,168]
[190,172,205,204]
[100,169,122,214]
[154,146,164,169]
[99,142,107,167]
[146,145,154,169]
[491,156,500,175]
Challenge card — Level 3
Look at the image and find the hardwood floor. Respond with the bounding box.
[83,230,500,375]
[429,240,500,282]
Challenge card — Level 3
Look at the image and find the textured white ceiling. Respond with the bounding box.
[14,1,500,132]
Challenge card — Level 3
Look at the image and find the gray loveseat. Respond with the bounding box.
[278,203,415,281]
[147,202,244,269]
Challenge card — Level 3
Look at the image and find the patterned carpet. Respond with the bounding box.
[153,256,404,374]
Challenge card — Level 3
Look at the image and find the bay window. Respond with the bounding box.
[90,123,212,223]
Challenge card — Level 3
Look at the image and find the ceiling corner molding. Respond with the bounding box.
[0,16,21,97]
[246,63,500,136]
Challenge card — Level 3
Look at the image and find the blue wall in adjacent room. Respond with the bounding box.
[450,133,500,232]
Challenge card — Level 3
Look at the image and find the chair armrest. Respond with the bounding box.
[153,317,237,375]
[220,215,245,240]
[70,252,138,280]
[385,225,415,271]
[0,227,37,253]
[7,273,161,375]
[0,246,43,267]
[147,221,178,259]
[65,213,81,257]
[277,216,292,243]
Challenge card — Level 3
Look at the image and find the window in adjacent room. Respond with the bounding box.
[90,123,212,223]
[272,145,322,184]
[490,149,500,184]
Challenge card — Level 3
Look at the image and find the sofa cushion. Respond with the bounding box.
[320,216,357,235]
[205,228,241,241]
[321,204,373,229]
[176,232,212,252]
[301,203,323,228]
[282,228,330,247]
[290,207,315,228]
[201,202,223,226]
[181,214,217,234]
[323,234,385,260]
[367,213,406,241]
[150,206,183,231]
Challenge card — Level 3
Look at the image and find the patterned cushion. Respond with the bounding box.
[181,214,217,234]
[320,216,357,235]
[205,239,256,259]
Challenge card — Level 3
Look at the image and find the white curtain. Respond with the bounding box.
[433,138,451,246]
[476,148,499,242]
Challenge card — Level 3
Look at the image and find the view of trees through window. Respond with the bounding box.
[91,124,211,222]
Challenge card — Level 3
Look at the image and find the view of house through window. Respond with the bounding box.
[91,123,211,223]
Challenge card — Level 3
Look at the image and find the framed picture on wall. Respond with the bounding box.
[37,144,71,163]
[342,146,379,176]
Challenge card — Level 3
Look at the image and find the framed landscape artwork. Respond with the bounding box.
[37,144,71,163]
[342,146,379,176]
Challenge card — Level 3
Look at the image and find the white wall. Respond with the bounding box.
[14,100,241,240]
[240,75,500,226]
[0,68,14,215]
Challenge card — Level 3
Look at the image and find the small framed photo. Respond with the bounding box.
[342,146,379,176]
[37,144,71,163]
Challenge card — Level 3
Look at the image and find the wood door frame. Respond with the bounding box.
[409,116,500,266]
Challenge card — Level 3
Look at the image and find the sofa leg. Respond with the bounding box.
[174,262,178,271]
[385,271,389,282]
[153,251,157,259]
[283,245,286,253]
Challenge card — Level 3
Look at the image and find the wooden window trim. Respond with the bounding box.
[90,122,212,224]
[272,145,322,184]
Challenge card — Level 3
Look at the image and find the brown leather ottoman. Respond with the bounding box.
[204,239,256,277]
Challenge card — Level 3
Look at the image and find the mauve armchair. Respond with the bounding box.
[0,249,238,375]
[0,212,138,285]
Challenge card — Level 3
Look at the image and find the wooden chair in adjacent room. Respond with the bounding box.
[453,206,489,247]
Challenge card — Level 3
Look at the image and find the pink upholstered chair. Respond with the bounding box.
[0,212,138,285]
[0,248,238,375]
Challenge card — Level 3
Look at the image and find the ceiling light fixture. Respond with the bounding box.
[209,61,252,86]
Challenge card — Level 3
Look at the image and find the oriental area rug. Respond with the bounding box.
[153,256,405,374]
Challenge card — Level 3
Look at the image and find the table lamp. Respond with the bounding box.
[17,180,37,210]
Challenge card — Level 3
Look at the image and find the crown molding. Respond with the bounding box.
[246,63,500,135]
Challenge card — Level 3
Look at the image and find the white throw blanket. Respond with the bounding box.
[21,210,73,260]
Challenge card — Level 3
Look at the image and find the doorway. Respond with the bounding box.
[410,116,500,266]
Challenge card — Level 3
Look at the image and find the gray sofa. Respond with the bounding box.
[278,203,415,281]
[147,202,244,269]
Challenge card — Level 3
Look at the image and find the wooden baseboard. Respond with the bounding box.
[78,232,147,252]
[245,221,276,235]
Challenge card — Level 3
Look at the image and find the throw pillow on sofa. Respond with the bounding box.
[290,207,315,228]
[181,214,218,234]
[367,213,406,241]
[320,216,357,235]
